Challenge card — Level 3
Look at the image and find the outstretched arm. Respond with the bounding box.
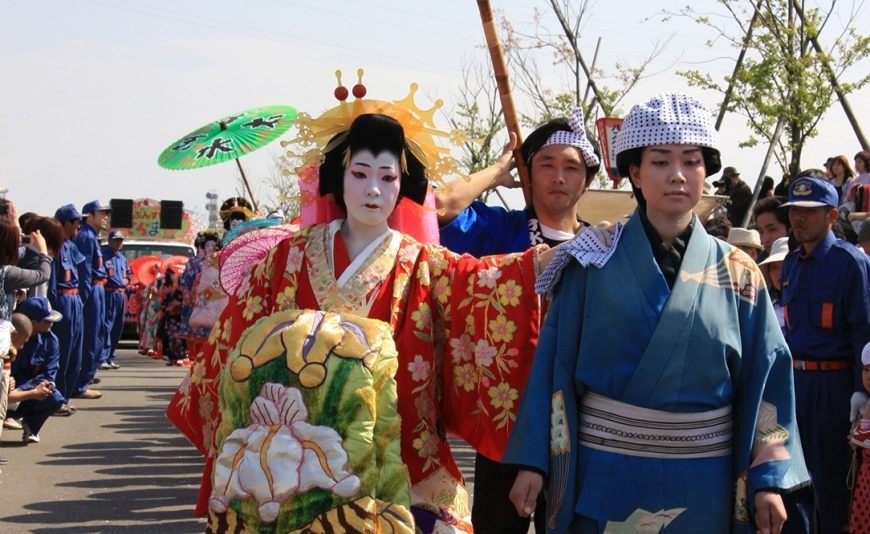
[436,132,518,224]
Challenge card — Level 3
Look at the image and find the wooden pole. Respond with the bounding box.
[790,0,869,150]
[476,0,532,206]
[234,158,259,213]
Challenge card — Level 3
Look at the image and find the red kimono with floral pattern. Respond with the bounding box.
[167,221,542,531]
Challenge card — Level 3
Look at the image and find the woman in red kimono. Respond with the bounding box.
[167,109,551,532]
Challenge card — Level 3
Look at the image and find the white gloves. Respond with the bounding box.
[850,392,869,423]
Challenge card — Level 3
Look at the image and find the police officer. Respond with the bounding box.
[49,204,87,411]
[72,200,112,400]
[100,230,129,370]
[781,173,870,533]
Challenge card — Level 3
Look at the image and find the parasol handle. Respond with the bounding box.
[477,0,532,207]
[234,158,259,213]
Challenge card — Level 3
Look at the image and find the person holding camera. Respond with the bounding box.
[8,297,65,442]
[0,208,52,357]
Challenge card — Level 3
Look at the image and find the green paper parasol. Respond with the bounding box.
[157,105,297,211]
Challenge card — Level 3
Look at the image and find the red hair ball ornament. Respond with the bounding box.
[352,68,367,99]
[333,70,349,101]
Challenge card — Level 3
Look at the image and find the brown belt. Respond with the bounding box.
[792,359,851,371]
[106,287,126,292]
[58,288,79,295]
[94,279,107,286]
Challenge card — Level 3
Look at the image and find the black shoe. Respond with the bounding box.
[90,378,101,385]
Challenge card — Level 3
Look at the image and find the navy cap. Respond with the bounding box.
[17,297,63,323]
[54,203,83,222]
[108,230,125,240]
[82,200,112,214]
[781,177,838,208]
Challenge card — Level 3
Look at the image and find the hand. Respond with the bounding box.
[32,381,53,400]
[7,376,15,391]
[585,223,617,248]
[27,229,48,255]
[851,392,869,422]
[754,490,786,534]
[491,132,520,190]
[509,469,543,518]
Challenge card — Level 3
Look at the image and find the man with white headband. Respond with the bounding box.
[504,92,810,533]
[437,110,601,533]
[438,108,601,252]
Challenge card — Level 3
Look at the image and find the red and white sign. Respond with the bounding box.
[596,118,624,188]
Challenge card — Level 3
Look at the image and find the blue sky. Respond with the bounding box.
[2,0,867,221]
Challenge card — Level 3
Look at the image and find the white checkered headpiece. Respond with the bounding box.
[613,92,720,156]
[542,107,600,167]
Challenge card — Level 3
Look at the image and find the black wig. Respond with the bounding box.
[319,114,428,213]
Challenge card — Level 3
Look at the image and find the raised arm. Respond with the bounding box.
[435,132,518,224]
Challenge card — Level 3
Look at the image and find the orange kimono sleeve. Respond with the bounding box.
[435,245,542,462]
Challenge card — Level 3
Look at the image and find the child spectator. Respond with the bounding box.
[726,227,764,261]
[758,237,790,333]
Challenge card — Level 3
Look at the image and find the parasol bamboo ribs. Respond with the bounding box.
[476,0,532,206]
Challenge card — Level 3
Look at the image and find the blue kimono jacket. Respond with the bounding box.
[504,212,810,533]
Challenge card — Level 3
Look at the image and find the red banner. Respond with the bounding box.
[596,118,624,188]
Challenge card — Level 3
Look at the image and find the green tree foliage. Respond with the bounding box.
[670,0,868,179]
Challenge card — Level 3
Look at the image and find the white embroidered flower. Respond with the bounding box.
[473,339,497,367]
[286,246,304,274]
[449,334,474,363]
[398,244,419,265]
[407,354,431,382]
[476,266,502,289]
[210,383,360,523]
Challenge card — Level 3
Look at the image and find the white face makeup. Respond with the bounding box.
[342,149,401,233]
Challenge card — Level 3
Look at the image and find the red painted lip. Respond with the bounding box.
[363,203,380,209]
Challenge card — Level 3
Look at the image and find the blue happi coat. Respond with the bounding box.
[503,212,810,533]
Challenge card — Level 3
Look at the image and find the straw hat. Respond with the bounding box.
[759,237,791,265]
[727,228,763,250]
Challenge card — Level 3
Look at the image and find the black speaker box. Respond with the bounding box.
[160,200,184,229]
[109,198,134,228]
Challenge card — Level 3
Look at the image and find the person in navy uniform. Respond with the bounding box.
[72,200,111,400]
[781,173,870,533]
[100,230,129,370]
[49,204,87,412]
[10,297,66,442]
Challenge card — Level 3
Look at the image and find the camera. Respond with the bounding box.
[0,200,7,216]
[46,381,56,392]
[21,236,30,245]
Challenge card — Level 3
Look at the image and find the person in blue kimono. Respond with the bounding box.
[504,92,810,533]
[100,230,130,370]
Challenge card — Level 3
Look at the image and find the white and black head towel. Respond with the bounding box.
[613,92,720,157]
[535,223,624,295]
[542,107,601,168]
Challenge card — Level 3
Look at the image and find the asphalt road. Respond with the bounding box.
[0,344,478,533]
